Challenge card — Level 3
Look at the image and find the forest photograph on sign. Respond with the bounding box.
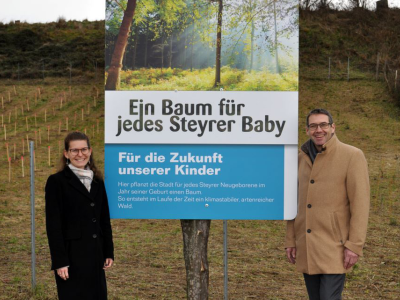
[105,0,298,91]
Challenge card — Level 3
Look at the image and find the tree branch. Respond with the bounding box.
[114,0,126,11]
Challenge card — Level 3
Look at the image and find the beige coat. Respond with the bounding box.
[285,135,370,274]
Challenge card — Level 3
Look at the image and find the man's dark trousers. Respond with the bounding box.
[303,274,346,300]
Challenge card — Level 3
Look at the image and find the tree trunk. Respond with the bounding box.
[132,25,139,70]
[214,0,223,86]
[144,22,149,67]
[273,0,280,74]
[181,220,211,300]
[250,19,254,72]
[169,34,173,68]
[105,0,137,90]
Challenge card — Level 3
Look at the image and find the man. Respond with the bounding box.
[285,108,370,300]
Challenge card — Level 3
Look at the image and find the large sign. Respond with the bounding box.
[105,91,298,219]
[105,0,299,219]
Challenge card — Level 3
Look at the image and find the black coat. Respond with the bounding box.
[45,167,114,300]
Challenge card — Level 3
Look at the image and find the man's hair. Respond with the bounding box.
[306,108,334,126]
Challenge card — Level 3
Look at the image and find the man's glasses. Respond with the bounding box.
[307,122,331,131]
[69,147,90,155]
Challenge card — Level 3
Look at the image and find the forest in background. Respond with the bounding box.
[105,0,298,91]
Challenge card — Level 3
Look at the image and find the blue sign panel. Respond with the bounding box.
[105,144,284,219]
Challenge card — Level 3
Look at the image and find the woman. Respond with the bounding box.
[45,131,114,300]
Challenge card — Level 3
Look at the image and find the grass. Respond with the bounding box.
[115,66,298,92]
[0,68,399,299]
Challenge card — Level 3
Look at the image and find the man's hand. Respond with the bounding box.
[344,248,359,269]
[104,258,114,270]
[57,267,69,280]
[286,247,296,264]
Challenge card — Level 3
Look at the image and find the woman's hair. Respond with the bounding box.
[59,131,102,180]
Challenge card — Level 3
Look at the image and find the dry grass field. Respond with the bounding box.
[0,72,399,299]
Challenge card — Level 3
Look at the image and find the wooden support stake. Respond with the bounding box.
[1,114,3,127]
[26,97,30,112]
[81,108,84,121]
[1,96,3,109]
[9,111,11,123]
[8,157,11,183]
[27,135,30,152]
[47,125,50,141]
[60,98,63,109]
[6,142,9,159]
[34,130,37,144]
[13,85,16,95]
[22,139,25,155]
[58,121,61,134]
[37,87,41,97]
[48,146,51,167]
[26,116,29,131]
[34,150,36,171]
[21,156,24,178]
[84,127,87,135]
[15,107,17,119]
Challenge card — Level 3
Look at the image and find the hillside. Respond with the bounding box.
[0,20,104,79]
[300,8,400,104]
[0,12,399,300]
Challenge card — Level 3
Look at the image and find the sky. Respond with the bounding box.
[0,0,399,24]
[0,0,105,23]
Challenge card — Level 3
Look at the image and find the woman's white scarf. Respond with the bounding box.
[68,164,94,192]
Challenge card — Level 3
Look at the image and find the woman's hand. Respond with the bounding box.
[57,267,69,280]
[103,258,114,270]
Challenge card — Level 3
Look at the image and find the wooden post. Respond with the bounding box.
[8,157,11,183]
[81,108,84,121]
[1,96,3,109]
[48,146,51,167]
[26,97,30,112]
[34,150,36,171]
[13,85,17,95]
[26,116,29,131]
[27,135,30,152]
[58,121,61,134]
[1,114,3,127]
[84,127,87,135]
[376,52,380,81]
[9,111,11,123]
[34,130,37,144]
[22,139,25,155]
[6,142,9,159]
[60,98,63,109]
[47,125,50,141]
[21,156,25,178]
